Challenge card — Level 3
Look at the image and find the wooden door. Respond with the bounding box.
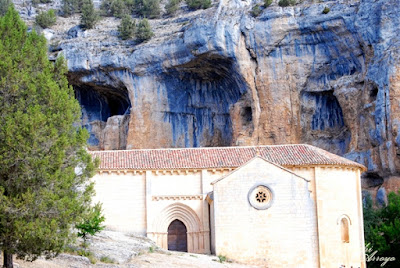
[167,219,187,252]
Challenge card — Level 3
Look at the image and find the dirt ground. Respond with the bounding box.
[0,231,260,268]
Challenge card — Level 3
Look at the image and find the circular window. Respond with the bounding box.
[248,184,273,210]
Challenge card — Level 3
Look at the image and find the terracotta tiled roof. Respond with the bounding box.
[89,144,366,171]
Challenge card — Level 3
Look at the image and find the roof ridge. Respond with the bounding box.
[90,144,313,153]
[89,144,367,171]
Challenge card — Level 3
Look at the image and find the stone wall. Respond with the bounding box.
[92,171,147,233]
[212,158,318,267]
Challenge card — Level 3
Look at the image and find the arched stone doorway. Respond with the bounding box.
[148,202,210,253]
[167,219,188,252]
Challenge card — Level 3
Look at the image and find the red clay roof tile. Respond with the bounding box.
[89,144,366,171]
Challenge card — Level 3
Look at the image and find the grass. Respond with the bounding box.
[148,246,155,253]
[218,255,226,263]
[77,249,97,264]
[100,255,116,263]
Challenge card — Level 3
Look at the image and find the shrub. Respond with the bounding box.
[251,4,261,17]
[278,0,295,7]
[112,0,129,18]
[32,0,53,5]
[78,250,97,264]
[35,9,57,28]
[363,191,400,267]
[76,203,105,243]
[62,0,84,16]
[118,15,136,40]
[101,0,132,17]
[264,0,272,7]
[100,256,116,263]
[185,0,211,10]
[218,255,226,263]
[141,0,160,18]
[136,18,154,42]
[165,0,180,15]
[322,6,330,14]
[80,0,99,29]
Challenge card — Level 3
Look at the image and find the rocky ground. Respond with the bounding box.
[0,230,260,268]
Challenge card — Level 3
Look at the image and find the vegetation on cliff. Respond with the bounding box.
[0,7,97,268]
[81,0,99,29]
[364,191,400,267]
[118,15,136,40]
[35,9,57,28]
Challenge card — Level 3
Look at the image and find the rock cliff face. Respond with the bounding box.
[16,0,400,192]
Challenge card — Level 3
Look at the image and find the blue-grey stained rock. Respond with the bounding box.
[376,187,388,207]
[16,0,400,180]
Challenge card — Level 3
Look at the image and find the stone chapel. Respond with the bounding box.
[89,144,367,267]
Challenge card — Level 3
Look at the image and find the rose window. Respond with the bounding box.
[248,184,273,210]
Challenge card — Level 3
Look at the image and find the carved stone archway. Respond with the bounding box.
[148,203,209,253]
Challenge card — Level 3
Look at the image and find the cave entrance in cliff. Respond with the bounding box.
[164,53,249,148]
[300,90,350,155]
[74,84,131,122]
[72,82,132,149]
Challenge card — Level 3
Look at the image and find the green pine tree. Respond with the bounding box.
[364,191,400,268]
[80,0,99,29]
[264,0,272,7]
[185,0,210,10]
[35,9,57,29]
[76,203,105,243]
[141,0,160,18]
[110,0,128,18]
[118,15,136,40]
[0,7,97,268]
[136,18,153,42]
[165,0,179,15]
[62,0,83,16]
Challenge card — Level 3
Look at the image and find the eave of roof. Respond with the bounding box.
[89,144,367,171]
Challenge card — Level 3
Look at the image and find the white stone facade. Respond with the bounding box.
[90,145,366,267]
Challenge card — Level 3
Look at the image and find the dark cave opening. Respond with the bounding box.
[241,107,253,123]
[74,84,131,123]
[301,90,350,155]
[369,85,378,99]
[304,90,344,131]
[71,81,131,149]
[163,53,248,148]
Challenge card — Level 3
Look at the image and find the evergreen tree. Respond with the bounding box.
[136,18,153,42]
[364,191,400,267]
[264,0,272,7]
[251,4,261,17]
[35,9,57,29]
[118,15,136,40]
[110,0,128,18]
[80,0,99,29]
[141,0,160,18]
[76,203,105,243]
[278,0,296,7]
[165,0,179,15]
[62,0,83,16]
[0,7,97,268]
[185,0,210,10]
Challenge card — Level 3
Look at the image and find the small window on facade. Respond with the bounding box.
[341,217,350,243]
[248,184,273,210]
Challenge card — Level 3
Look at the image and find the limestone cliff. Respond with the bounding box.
[15,0,400,195]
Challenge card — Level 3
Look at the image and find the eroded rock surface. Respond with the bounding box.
[14,0,400,193]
